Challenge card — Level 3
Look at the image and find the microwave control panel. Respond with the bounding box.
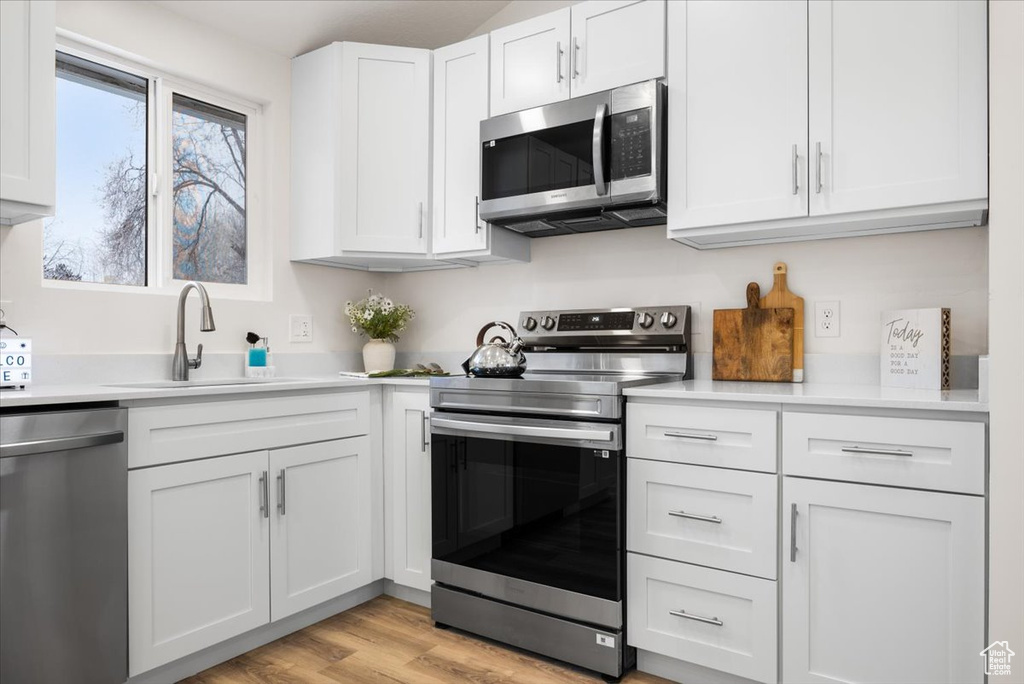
[610,108,652,180]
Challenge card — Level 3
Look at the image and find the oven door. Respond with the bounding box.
[430,413,624,628]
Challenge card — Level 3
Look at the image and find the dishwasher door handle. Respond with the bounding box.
[0,431,125,459]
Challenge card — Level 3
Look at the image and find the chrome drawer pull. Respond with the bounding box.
[664,431,718,442]
[668,510,722,524]
[790,502,798,562]
[669,609,723,627]
[841,446,913,458]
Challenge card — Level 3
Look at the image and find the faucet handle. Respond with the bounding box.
[190,343,204,370]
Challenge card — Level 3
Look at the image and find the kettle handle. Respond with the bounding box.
[476,321,519,347]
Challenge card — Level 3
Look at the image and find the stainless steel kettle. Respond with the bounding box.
[462,321,527,377]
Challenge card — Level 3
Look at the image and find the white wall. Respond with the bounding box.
[469,0,578,36]
[987,1,1024,678]
[0,0,381,356]
[386,224,988,358]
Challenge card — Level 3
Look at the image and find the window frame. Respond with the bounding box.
[44,32,270,301]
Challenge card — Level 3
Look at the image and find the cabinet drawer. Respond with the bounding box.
[782,412,985,494]
[627,403,777,472]
[128,391,370,468]
[627,553,777,684]
[628,460,777,578]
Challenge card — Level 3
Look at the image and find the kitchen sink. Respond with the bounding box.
[104,377,307,389]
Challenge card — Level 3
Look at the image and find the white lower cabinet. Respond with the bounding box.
[128,451,271,676]
[270,437,373,619]
[628,554,778,684]
[782,476,986,684]
[128,391,379,676]
[386,387,433,592]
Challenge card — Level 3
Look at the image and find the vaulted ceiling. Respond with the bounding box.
[150,0,512,57]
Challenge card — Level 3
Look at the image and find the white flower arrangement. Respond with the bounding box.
[345,291,415,343]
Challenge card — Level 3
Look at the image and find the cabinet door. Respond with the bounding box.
[570,0,665,98]
[128,452,270,676]
[783,477,985,683]
[808,1,987,216]
[668,0,808,230]
[432,35,489,256]
[339,43,430,254]
[389,389,433,592]
[269,436,373,620]
[0,0,55,220]
[490,9,570,116]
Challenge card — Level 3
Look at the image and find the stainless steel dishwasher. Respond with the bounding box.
[0,406,128,684]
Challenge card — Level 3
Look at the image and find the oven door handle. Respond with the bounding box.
[430,416,614,444]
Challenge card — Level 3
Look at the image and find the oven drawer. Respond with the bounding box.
[782,412,985,494]
[627,460,777,579]
[627,403,777,472]
[627,553,778,684]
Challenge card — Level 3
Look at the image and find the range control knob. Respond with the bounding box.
[661,312,678,329]
[522,316,538,331]
[637,312,655,329]
[541,316,557,331]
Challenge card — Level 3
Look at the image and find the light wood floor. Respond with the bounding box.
[182,595,672,684]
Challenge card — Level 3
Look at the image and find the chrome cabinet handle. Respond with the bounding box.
[669,510,722,524]
[475,195,482,234]
[421,411,430,452]
[572,37,580,78]
[277,469,286,515]
[664,431,718,442]
[790,502,798,562]
[259,471,268,519]
[815,141,823,193]
[555,41,563,83]
[592,103,608,196]
[418,201,424,238]
[792,144,799,195]
[841,446,913,457]
[669,609,723,627]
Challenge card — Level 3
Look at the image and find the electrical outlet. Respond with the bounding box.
[815,301,840,338]
[289,315,313,343]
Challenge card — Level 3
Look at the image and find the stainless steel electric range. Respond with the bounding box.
[428,305,691,680]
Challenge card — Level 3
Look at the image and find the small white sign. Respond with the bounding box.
[880,309,950,390]
[596,633,615,648]
[0,337,32,388]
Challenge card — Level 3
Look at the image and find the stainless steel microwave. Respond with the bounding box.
[478,80,666,237]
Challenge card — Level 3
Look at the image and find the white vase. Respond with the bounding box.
[362,338,396,373]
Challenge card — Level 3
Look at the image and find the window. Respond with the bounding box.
[43,42,265,298]
[172,95,247,284]
[45,53,148,285]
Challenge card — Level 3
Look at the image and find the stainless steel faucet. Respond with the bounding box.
[172,282,216,381]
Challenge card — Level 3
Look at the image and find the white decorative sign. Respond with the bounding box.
[0,338,32,388]
[880,309,950,390]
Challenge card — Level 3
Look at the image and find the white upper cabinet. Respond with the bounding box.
[570,0,666,98]
[490,9,571,116]
[432,35,529,263]
[292,42,455,271]
[669,0,988,249]
[0,0,55,225]
[270,437,374,620]
[669,1,808,229]
[490,1,666,116]
[808,0,988,216]
[783,477,985,683]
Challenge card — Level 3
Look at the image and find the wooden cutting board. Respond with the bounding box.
[713,282,795,382]
[759,262,805,383]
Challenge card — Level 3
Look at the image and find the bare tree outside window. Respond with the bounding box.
[172,95,247,284]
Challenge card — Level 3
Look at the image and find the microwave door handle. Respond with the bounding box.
[592,103,609,196]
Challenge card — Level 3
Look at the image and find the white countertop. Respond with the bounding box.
[0,375,431,409]
[624,379,987,413]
